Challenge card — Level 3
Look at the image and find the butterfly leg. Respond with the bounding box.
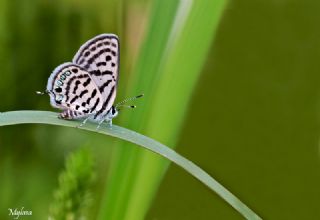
[96,119,104,130]
[96,119,113,130]
[77,117,90,128]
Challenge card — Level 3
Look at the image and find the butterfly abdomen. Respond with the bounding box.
[59,109,84,120]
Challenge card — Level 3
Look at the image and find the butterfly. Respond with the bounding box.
[39,34,142,129]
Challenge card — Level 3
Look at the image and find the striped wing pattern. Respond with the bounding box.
[47,34,119,121]
[72,34,119,118]
[47,63,103,119]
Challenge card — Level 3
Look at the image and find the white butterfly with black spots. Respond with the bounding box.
[44,34,141,128]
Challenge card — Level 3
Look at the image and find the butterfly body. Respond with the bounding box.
[46,34,120,126]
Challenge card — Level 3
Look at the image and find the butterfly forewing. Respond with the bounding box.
[47,63,103,117]
[72,34,119,116]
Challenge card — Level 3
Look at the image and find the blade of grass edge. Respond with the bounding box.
[0,110,262,220]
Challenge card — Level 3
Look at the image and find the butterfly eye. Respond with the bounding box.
[65,71,71,76]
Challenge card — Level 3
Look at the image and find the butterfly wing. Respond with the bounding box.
[72,34,119,118]
[47,63,104,118]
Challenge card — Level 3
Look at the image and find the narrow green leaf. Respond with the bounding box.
[105,0,229,219]
[0,110,262,220]
[99,1,180,219]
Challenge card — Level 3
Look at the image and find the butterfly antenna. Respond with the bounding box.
[36,90,50,95]
[117,105,136,109]
[115,94,144,108]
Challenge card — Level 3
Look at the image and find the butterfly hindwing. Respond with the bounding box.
[72,34,119,117]
[47,63,104,118]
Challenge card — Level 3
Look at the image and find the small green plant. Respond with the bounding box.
[48,148,95,220]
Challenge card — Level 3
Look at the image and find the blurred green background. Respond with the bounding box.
[1,0,320,219]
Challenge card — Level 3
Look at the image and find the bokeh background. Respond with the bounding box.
[1,0,320,219]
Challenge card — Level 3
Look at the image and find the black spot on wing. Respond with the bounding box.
[90,98,100,113]
[102,70,113,75]
[79,89,88,98]
[65,76,76,102]
[73,80,81,94]
[99,80,112,93]
[55,87,62,93]
[70,95,79,104]
[91,70,101,76]
[77,74,90,79]
[90,70,113,76]
[87,50,103,65]
[97,62,107,67]
[106,55,111,62]
[88,55,98,65]
[84,88,97,106]
[86,98,91,105]
[94,86,115,119]
[83,78,91,87]
[91,89,97,98]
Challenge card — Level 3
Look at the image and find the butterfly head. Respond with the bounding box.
[109,106,118,119]
[101,106,117,121]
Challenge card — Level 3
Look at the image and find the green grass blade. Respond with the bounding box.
[104,0,229,219]
[99,1,180,219]
[0,110,261,220]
